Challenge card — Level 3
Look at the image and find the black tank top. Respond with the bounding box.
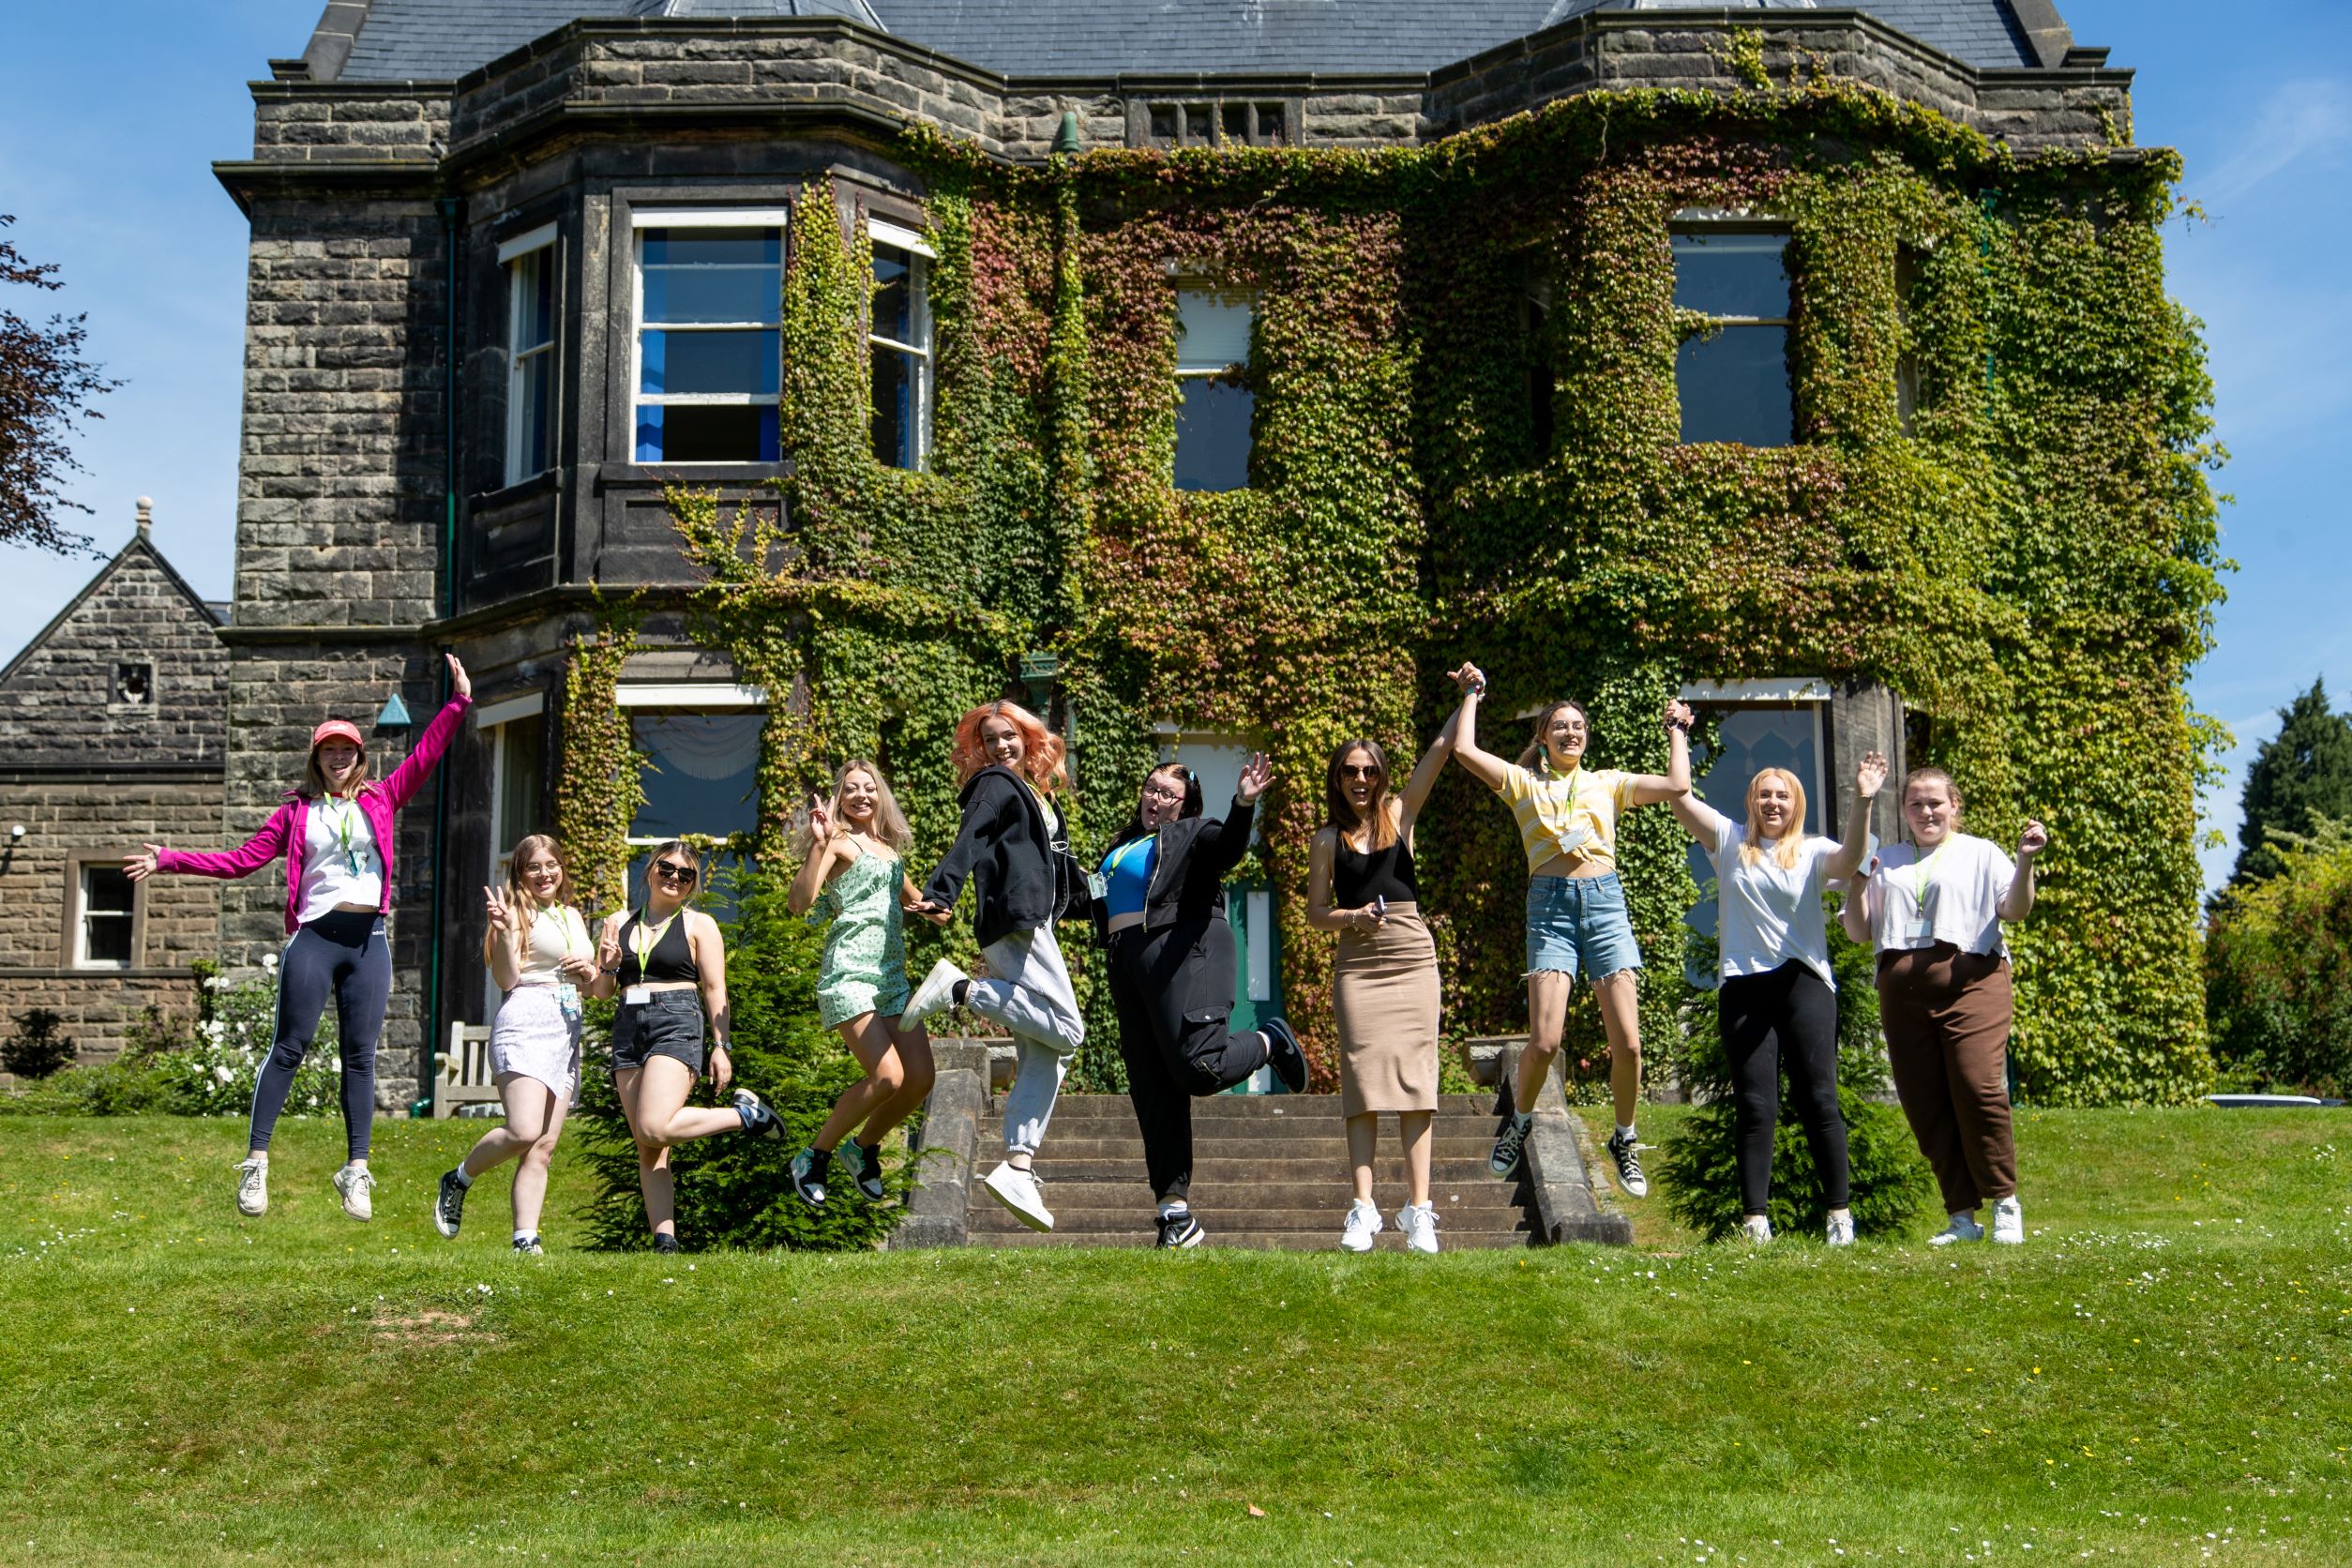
[1334,833,1419,906]
[617,909,700,986]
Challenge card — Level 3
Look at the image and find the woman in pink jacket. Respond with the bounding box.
[127,655,474,1221]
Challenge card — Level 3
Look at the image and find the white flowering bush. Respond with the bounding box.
[149,969,341,1119]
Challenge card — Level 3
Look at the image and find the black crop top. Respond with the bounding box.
[617,909,700,987]
[1334,834,1419,907]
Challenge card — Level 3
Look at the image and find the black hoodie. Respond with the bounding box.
[923,765,1085,950]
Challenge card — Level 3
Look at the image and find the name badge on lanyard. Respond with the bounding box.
[556,983,582,1022]
[1906,843,1947,944]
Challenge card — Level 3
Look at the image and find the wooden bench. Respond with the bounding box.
[431,1023,499,1118]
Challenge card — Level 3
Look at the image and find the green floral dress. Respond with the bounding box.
[807,848,912,1028]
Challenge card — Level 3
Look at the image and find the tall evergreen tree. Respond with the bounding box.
[2231,679,2352,885]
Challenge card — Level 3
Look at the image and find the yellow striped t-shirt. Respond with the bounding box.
[1496,762,1641,874]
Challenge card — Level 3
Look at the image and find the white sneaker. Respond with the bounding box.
[234,1156,268,1217]
[981,1161,1053,1232]
[332,1163,376,1222]
[1739,1214,1772,1244]
[1339,1199,1383,1253]
[1991,1196,2024,1244]
[904,958,969,1022]
[1927,1211,1983,1246]
[1825,1210,1856,1247]
[1398,1202,1441,1255]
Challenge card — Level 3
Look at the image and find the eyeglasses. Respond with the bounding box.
[653,862,699,886]
[1340,764,1383,779]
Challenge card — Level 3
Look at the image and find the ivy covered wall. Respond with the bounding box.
[563,77,2223,1106]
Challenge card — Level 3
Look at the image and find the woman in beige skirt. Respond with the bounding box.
[1306,714,1458,1254]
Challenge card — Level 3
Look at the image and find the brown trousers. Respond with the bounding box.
[1877,944,2017,1214]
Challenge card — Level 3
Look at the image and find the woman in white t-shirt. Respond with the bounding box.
[1672,751,1882,1244]
[1841,767,2046,1246]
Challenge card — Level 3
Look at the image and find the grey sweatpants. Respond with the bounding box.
[964,924,1085,1156]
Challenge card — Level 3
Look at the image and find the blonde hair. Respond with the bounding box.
[801,759,912,856]
[1738,768,1809,870]
[1515,700,1590,773]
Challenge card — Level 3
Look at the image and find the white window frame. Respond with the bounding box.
[479,691,549,1012]
[867,219,935,472]
[1170,286,1256,490]
[73,862,137,971]
[1670,226,1793,446]
[1680,681,1831,838]
[628,208,791,466]
[619,695,770,865]
[501,224,559,488]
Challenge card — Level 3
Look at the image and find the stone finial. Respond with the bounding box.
[135,497,154,535]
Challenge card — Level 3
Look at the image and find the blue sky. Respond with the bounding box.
[3,0,2345,891]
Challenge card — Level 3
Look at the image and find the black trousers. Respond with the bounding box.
[1108,920,1270,1201]
[1719,959,1851,1214]
[256,909,390,1160]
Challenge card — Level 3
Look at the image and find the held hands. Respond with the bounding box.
[125,844,162,882]
[1856,749,1889,800]
[1662,699,1696,733]
[2017,820,2049,860]
[446,653,471,699]
[1236,751,1274,805]
[1447,663,1487,697]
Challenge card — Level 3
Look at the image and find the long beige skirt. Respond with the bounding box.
[1333,904,1441,1117]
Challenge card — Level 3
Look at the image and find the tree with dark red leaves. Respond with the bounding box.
[0,214,120,554]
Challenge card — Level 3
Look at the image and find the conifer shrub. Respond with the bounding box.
[576,862,922,1251]
[3,1008,73,1079]
[1655,897,1933,1243]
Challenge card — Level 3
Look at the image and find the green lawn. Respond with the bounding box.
[3,1107,2346,1565]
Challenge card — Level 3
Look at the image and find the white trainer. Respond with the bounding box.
[1739,1214,1773,1244]
[234,1156,268,1217]
[1990,1196,2024,1244]
[1399,1202,1441,1256]
[1927,1211,1984,1246]
[1825,1210,1856,1247]
[1339,1199,1383,1253]
[904,958,969,1022]
[981,1161,1053,1232]
[332,1162,376,1222]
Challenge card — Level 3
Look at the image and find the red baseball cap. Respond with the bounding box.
[310,719,366,752]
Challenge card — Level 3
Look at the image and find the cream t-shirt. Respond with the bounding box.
[1866,833,2018,957]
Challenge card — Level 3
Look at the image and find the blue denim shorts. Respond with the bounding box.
[1525,872,1643,982]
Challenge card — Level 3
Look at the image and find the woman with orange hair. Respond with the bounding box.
[905,700,1090,1231]
[1669,750,1884,1244]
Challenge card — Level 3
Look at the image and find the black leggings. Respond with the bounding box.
[252,909,391,1160]
[1108,921,1270,1201]
[1719,959,1850,1214]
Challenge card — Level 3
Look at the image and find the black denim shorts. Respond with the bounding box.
[611,989,706,1074]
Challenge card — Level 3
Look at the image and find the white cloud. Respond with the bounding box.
[2194,78,2352,205]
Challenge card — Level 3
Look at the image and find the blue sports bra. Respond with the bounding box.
[1099,836,1156,921]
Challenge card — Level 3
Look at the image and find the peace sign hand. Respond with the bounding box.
[1235,752,1274,805]
[806,792,833,844]
[483,884,517,935]
[1857,750,1889,800]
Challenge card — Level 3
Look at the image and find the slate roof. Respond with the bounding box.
[330,0,2046,83]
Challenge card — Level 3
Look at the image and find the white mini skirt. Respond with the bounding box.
[489,985,583,1099]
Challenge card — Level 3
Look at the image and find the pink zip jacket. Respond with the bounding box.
[157,693,474,934]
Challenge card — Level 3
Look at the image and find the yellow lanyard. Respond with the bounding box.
[324,796,364,874]
[631,911,681,976]
[1908,841,1948,908]
[1553,766,1586,851]
[537,908,581,960]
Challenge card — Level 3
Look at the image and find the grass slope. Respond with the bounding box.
[2,1108,2346,1565]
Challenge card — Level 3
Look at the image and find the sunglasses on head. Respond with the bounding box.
[654,861,698,886]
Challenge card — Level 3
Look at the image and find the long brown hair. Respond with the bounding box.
[300,743,374,800]
[1324,738,1398,851]
[950,700,1067,792]
[503,834,577,929]
[1515,700,1590,774]
[1738,768,1809,870]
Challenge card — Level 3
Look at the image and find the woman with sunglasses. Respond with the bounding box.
[1099,755,1307,1248]
[587,840,781,1253]
[902,700,1089,1233]
[1305,716,1458,1254]
[1446,663,1693,1199]
[125,653,474,1221]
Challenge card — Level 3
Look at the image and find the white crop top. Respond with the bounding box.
[509,906,590,987]
[297,796,384,926]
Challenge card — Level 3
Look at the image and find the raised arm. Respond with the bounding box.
[1192,752,1270,884]
[786,795,839,917]
[1395,703,1462,838]
[1444,665,1509,793]
[134,805,295,883]
[1823,750,1887,885]
[1668,786,1730,847]
[1838,874,1875,945]
[1626,699,1695,807]
[381,655,474,812]
[1998,820,2046,922]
